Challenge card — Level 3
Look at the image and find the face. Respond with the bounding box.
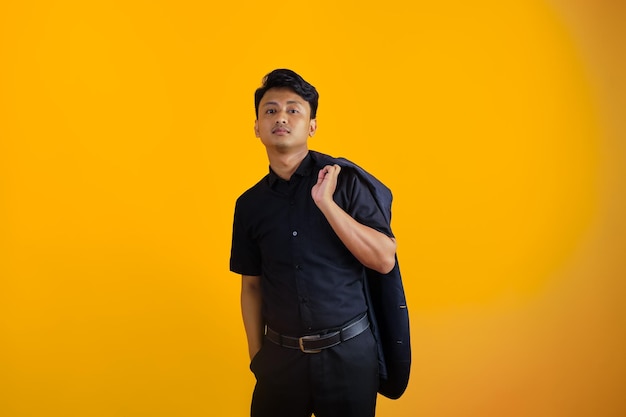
[254,87,317,153]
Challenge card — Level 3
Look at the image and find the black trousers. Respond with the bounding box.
[249,328,379,417]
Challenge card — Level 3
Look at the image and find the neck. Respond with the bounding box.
[267,148,309,180]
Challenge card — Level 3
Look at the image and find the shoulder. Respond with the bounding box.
[235,175,270,207]
[310,150,391,196]
[310,149,354,168]
[310,150,361,178]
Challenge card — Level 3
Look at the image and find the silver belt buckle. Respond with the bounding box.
[298,334,322,353]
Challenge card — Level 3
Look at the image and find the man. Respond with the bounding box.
[230,69,398,417]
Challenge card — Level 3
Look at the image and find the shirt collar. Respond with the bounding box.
[268,152,314,187]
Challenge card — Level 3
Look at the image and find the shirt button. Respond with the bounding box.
[292,231,298,237]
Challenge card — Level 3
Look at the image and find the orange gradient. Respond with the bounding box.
[1,1,624,416]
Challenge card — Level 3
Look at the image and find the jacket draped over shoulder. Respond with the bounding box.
[311,151,411,399]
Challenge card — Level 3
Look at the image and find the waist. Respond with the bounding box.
[265,313,370,353]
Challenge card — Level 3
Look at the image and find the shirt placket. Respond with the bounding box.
[288,178,313,331]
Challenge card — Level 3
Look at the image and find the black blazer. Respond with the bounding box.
[311,151,411,399]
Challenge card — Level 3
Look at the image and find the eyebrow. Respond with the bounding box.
[262,100,304,107]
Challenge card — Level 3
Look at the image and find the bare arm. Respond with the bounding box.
[241,275,264,361]
[311,164,397,274]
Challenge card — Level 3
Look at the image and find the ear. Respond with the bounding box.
[254,119,260,138]
[309,118,317,137]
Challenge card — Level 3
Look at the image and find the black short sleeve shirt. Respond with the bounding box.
[230,151,393,335]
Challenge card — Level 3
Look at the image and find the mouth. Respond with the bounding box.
[272,126,290,134]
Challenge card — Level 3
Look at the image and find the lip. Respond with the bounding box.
[272,127,290,135]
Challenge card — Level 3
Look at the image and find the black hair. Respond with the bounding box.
[254,69,319,119]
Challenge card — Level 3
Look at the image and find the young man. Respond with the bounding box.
[230,69,398,417]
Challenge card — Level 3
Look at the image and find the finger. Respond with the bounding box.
[326,164,341,179]
[319,165,332,178]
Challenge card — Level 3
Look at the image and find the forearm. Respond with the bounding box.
[240,275,264,360]
[317,200,397,274]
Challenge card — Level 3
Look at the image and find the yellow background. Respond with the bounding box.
[1,1,624,416]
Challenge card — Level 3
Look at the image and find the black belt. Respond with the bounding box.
[265,314,369,353]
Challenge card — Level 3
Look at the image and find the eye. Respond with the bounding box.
[266,109,276,114]
[288,109,299,114]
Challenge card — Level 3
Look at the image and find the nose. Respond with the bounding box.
[275,110,288,124]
